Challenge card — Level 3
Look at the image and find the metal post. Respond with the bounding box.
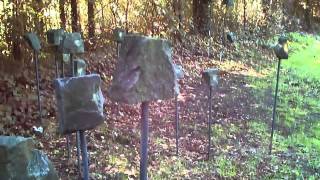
[175,95,179,156]
[34,50,42,125]
[79,130,89,180]
[54,47,59,78]
[61,58,65,77]
[140,102,149,180]
[76,131,82,178]
[269,59,281,155]
[208,86,213,159]
[117,43,120,59]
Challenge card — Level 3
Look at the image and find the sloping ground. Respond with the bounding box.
[0,33,319,179]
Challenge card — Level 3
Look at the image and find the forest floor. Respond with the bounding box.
[0,32,319,179]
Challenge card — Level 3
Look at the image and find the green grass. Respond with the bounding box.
[248,32,320,178]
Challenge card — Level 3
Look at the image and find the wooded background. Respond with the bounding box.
[0,0,319,63]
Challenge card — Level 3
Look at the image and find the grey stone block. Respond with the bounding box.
[24,32,41,53]
[59,32,84,54]
[54,74,105,134]
[202,68,219,87]
[108,35,178,104]
[0,136,59,180]
[47,29,65,46]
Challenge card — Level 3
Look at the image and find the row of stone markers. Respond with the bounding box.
[1,26,288,180]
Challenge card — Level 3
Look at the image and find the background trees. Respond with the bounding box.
[0,0,319,63]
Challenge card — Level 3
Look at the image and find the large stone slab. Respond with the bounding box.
[108,35,178,104]
[54,74,105,134]
[0,136,58,180]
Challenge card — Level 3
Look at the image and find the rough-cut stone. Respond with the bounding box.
[73,59,86,76]
[227,32,236,43]
[54,74,105,134]
[46,29,65,46]
[108,35,178,104]
[174,64,184,80]
[202,68,219,87]
[59,32,84,54]
[113,28,126,43]
[223,0,234,7]
[0,136,59,180]
[24,32,41,53]
[274,36,288,60]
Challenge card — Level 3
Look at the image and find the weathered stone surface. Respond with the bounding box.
[0,136,59,180]
[174,64,184,95]
[227,32,236,43]
[274,37,288,60]
[174,64,184,80]
[113,28,126,43]
[24,32,41,53]
[46,29,65,46]
[223,0,234,7]
[73,59,86,76]
[54,74,105,134]
[108,35,178,104]
[202,68,219,87]
[59,32,84,54]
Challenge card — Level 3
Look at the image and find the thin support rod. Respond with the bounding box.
[140,102,149,180]
[80,130,89,180]
[76,131,82,178]
[269,59,281,155]
[34,51,42,125]
[208,86,213,159]
[175,95,179,156]
[66,136,71,159]
[55,54,59,78]
[61,58,65,77]
[117,43,120,59]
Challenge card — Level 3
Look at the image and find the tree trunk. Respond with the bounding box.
[59,0,66,29]
[88,0,95,39]
[71,0,79,32]
[193,0,210,35]
[305,0,312,30]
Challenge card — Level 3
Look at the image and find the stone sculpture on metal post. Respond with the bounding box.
[108,35,179,180]
[113,28,126,58]
[46,29,65,77]
[202,68,219,160]
[269,36,289,155]
[24,32,43,134]
[173,64,184,156]
[58,33,89,179]
[54,73,104,180]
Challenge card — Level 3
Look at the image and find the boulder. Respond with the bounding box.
[0,136,59,180]
[202,68,219,87]
[54,74,105,134]
[24,32,41,53]
[108,35,178,104]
